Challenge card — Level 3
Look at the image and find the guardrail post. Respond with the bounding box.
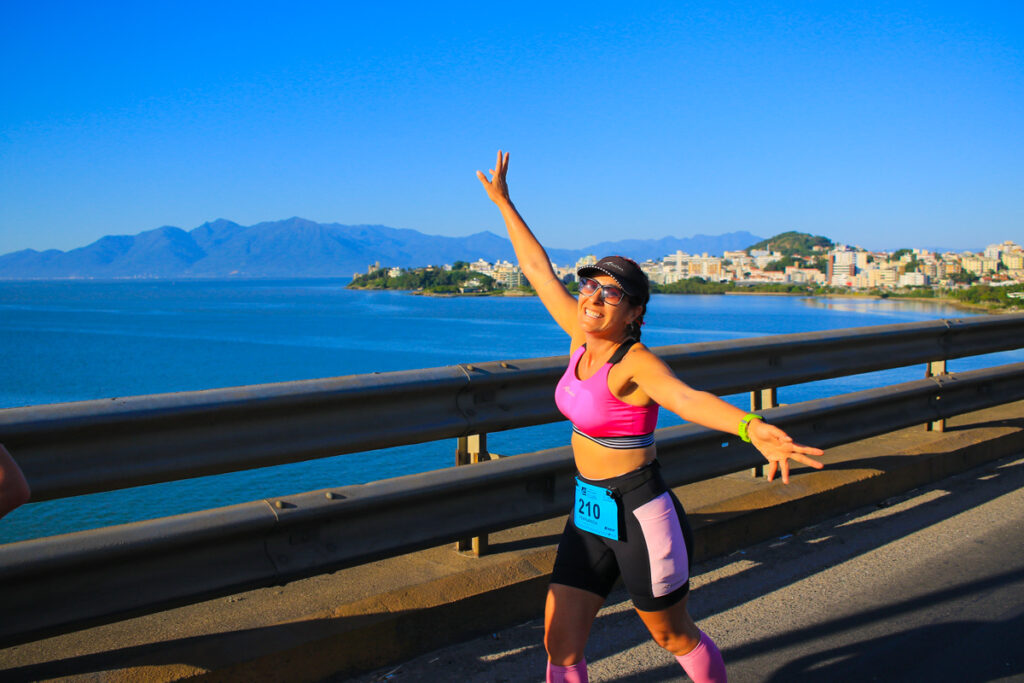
[455,433,489,556]
[750,387,777,477]
[926,360,947,432]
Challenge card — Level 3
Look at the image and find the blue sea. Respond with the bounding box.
[1,279,1020,543]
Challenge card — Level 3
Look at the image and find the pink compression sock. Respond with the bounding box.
[675,631,727,682]
[547,657,588,683]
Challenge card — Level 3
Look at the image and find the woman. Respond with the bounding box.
[477,151,824,683]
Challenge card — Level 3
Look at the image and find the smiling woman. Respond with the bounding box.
[478,151,825,683]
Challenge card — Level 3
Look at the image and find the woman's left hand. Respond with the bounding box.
[747,420,824,484]
[476,150,511,206]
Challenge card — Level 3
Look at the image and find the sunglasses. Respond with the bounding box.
[578,276,626,306]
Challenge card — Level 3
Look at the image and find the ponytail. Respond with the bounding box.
[626,300,646,341]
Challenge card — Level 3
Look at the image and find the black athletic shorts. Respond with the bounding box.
[550,460,694,612]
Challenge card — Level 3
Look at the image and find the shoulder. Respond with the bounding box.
[621,341,655,362]
[618,341,672,378]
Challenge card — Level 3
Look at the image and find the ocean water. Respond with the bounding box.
[1,279,1020,543]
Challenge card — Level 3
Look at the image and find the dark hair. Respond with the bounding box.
[621,257,649,341]
[625,296,646,341]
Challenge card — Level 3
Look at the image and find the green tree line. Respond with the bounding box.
[948,284,1024,308]
[349,267,496,293]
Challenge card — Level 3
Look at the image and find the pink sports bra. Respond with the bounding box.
[555,341,659,449]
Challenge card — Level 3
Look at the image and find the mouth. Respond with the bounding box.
[584,309,603,319]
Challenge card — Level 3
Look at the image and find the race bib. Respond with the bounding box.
[574,478,621,540]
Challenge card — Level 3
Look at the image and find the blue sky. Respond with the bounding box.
[1,1,1021,255]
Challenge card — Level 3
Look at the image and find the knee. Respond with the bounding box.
[648,627,700,656]
[544,629,586,666]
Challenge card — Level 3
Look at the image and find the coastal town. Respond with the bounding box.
[352,233,1024,307]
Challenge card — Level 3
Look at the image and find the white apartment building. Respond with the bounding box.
[470,258,493,275]
[492,260,524,288]
[829,247,858,287]
[785,266,826,284]
[660,251,690,284]
[742,268,788,283]
[984,244,1003,260]
[898,272,930,287]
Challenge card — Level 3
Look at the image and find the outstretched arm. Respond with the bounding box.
[630,350,824,483]
[477,151,579,337]
[0,443,30,519]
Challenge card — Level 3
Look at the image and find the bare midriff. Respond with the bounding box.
[571,431,657,480]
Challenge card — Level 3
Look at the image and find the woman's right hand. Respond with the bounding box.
[476,150,511,206]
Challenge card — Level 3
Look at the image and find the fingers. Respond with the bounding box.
[761,440,826,484]
[478,150,510,186]
[489,150,508,180]
[789,452,825,469]
[495,150,507,179]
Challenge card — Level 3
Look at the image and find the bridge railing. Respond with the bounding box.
[1,314,1023,646]
[5,314,1023,502]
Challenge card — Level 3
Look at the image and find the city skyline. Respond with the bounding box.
[2,2,1021,255]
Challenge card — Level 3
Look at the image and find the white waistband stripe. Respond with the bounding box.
[573,426,655,449]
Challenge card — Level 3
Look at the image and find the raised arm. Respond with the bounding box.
[477,151,579,337]
[627,349,824,483]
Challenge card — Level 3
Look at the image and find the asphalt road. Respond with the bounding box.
[347,454,1024,682]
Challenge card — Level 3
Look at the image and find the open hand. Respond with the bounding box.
[747,420,824,484]
[476,150,511,205]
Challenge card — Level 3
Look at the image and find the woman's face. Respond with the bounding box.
[578,274,643,338]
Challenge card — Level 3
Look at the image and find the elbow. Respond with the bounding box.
[521,259,550,276]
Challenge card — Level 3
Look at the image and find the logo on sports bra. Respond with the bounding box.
[563,387,575,396]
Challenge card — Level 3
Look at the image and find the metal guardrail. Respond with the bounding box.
[1,361,1023,646]
[0,314,1022,646]
[3,314,1024,502]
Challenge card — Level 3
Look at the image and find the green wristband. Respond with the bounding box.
[739,413,763,443]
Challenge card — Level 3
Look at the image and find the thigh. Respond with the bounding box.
[617,489,693,611]
[550,515,620,599]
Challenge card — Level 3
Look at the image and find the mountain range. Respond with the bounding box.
[0,218,764,279]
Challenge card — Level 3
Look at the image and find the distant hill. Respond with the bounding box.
[0,219,764,279]
[746,231,833,256]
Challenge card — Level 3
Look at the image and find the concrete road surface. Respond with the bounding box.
[346,454,1024,682]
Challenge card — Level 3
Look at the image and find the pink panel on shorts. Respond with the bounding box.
[632,492,689,597]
